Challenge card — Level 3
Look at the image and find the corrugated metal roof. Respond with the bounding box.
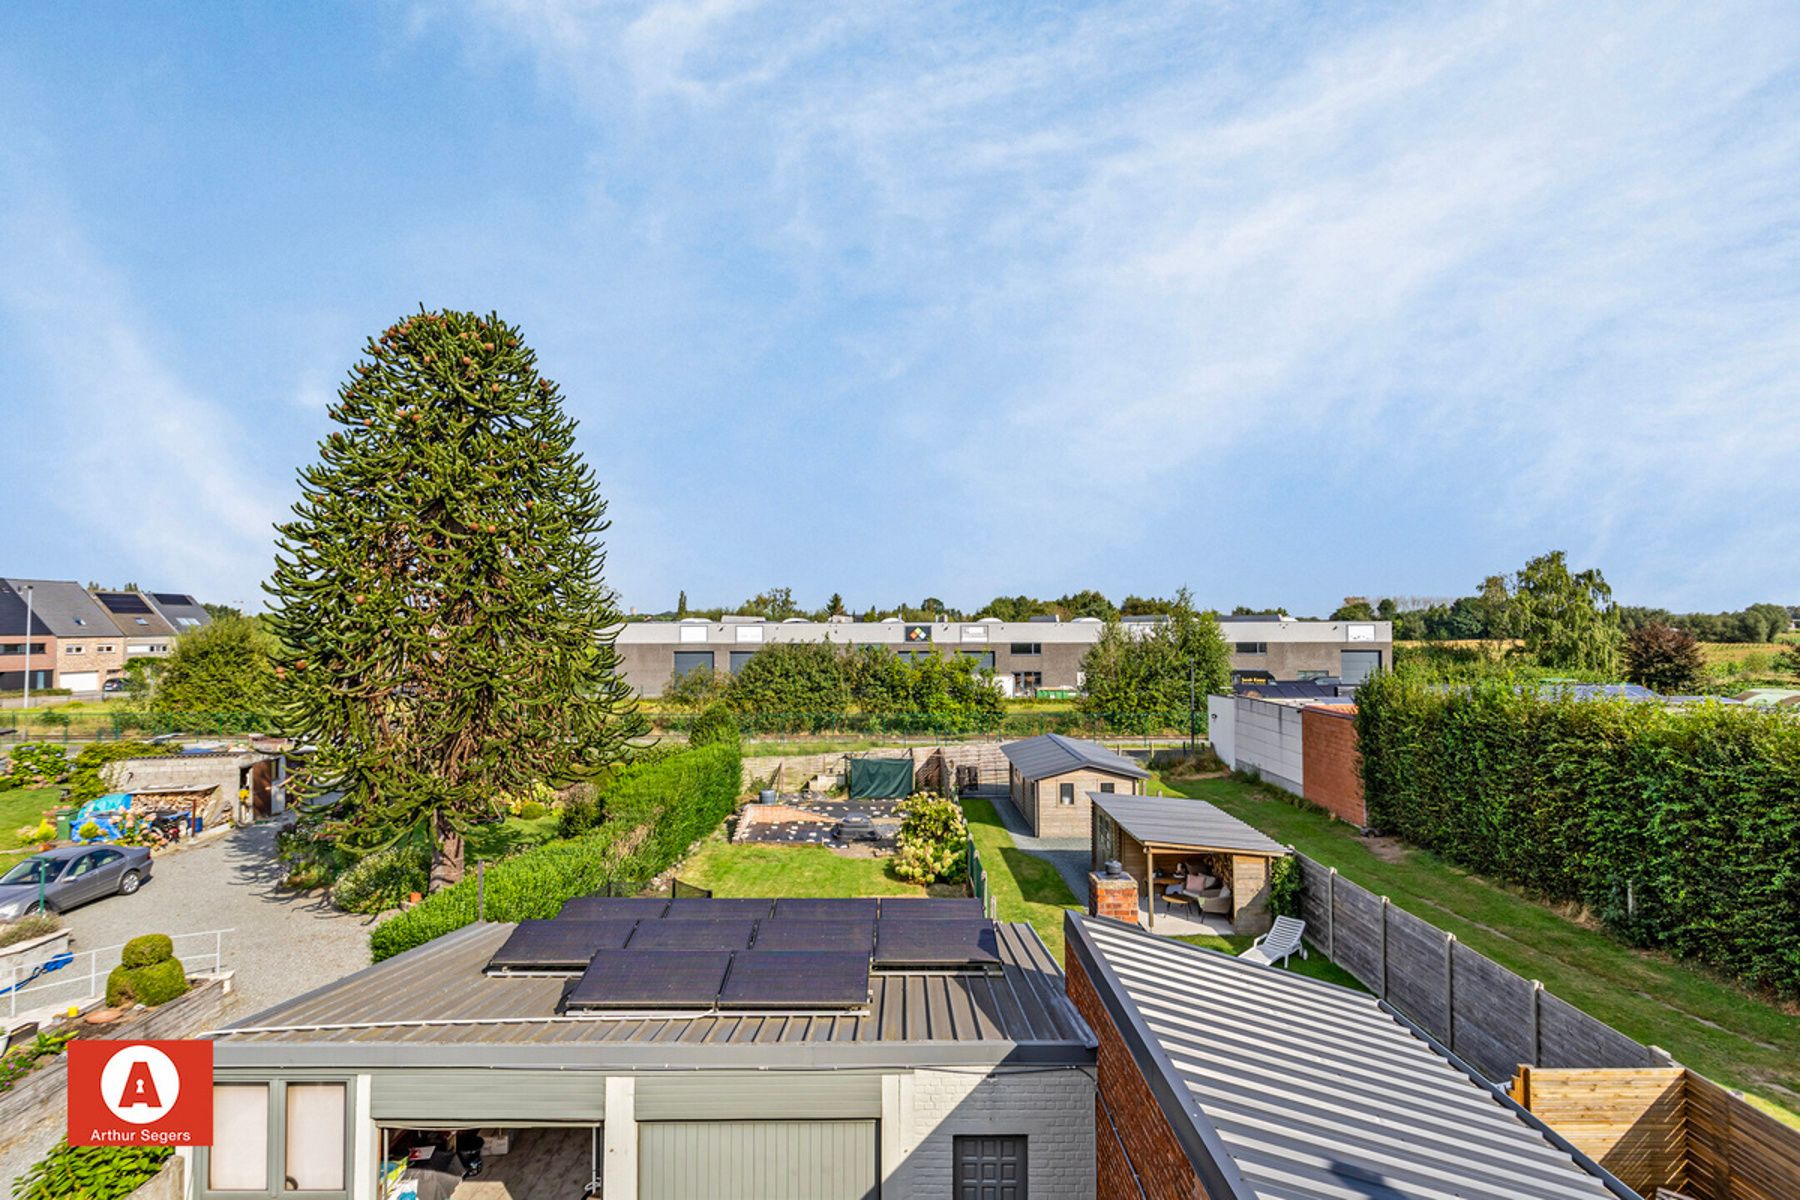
[210,921,1094,1068]
[1000,733,1149,783]
[1090,794,1288,857]
[1068,915,1626,1200]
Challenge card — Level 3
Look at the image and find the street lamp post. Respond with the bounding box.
[21,585,33,710]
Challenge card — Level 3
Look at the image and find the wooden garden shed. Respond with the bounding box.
[1089,792,1290,935]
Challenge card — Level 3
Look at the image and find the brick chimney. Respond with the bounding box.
[1089,861,1138,925]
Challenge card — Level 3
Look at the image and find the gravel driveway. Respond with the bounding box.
[55,820,377,1021]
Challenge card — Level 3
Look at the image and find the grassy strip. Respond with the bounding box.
[0,787,61,853]
[960,796,1081,961]
[679,839,924,897]
[1154,774,1800,1124]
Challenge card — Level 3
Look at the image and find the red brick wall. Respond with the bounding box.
[1301,705,1366,827]
[1065,950,1211,1200]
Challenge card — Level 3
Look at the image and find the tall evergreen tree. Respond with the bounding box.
[676,590,688,617]
[266,309,645,889]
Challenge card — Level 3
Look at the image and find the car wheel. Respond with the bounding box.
[119,870,142,895]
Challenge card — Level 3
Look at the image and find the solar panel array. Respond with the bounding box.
[95,592,152,614]
[151,593,196,606]
[484,895,999,1011]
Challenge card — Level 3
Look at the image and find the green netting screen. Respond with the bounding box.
[847,756,913,800]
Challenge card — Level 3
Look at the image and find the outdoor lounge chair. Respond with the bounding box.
[1239,916,1307,968]
[1197,884,1231,916]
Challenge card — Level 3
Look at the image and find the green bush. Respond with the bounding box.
[77,822,102,841]
[688,703,741,749]
[0,743,68,790]
[891,793,968,885]
[370,744,743,961]
[12,1139,172,1200]
[106,958,188,1008]
[330,843,429,914]
[67,741,175,803]
[515,801,549,820]
[1267,855,1303,918]
[1356,670,1800,999]
[555,782,602,838]
[120,934,173,968]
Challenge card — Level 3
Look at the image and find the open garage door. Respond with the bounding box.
[639,1120,878,1200]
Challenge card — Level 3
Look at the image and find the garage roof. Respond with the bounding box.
[1066,915,1627,1200]
[1001,733,1149,783]
[1090,793,1287,857]
[209,920,1095,1070]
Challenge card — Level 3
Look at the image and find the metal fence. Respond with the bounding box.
[4,928,232,1020]
[1295,854,1666,1083]
[965,837,996,919]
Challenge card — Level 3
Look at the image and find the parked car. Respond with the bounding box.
[0,845,153,918]
[102,678,126,694]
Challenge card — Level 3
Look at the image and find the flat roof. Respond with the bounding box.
[209,920,1095,1069]
[1066,914,1625,1200]
[1001,733,1149,783]
[1090,793,1288,857]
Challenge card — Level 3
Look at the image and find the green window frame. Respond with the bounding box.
[195,1078,353,1200]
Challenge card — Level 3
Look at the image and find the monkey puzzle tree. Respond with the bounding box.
[266,309,644,890]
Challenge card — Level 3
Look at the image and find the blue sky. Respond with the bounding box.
[2,2,1797,616]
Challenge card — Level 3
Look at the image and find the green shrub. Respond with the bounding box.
[555,783,602,838]
[1267,855,1303,918]
[331,843,429,914]
[77,821,102,841]
[515,801,549,820]
[891,792,968,885]
[66,741,175,803]
[1356,670,1800,999]
[0,1029,76,1096]
[0,743,68,790]
[106,958,188,1007]
[370,744,743,961]
[120,934,173,968]
[688,703,741,749]
[12,1139,172,1200]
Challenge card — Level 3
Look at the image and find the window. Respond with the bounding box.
[734,624,764,643]
[134,617,149,625]
[1011,671,1042,694]
[1058,783,1075,806]
[98,644,115,653]
[0,643,47,655]
[1347,623,1377,642]
[671,650,715,677]
[178,617,202,628]
[65,645,85,655]
[960,625,988,643]
[1099,782,1116,794]
[1235,642,1268,655]
[90,849,123,867]
[202,1080,347,1197]
[955,1134,1027,1199]
[677,623,708,644]
[66,853,99,879]
[1297,669,1328,682]
[1008,643,1041,656]
[962,651,995,671]
[729,650,756,674]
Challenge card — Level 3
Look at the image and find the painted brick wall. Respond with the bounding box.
[903,1065,1095,1199]
[1300,706,1366,826]
[1231,699,1304,796]
[1065,954,1211,1200]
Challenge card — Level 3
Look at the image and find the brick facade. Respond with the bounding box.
[902,1066,1095,1199]
[1065,951,1211,1200]
[1300,705,1366,826]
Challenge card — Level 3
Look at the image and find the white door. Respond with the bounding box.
[59,671,100,692]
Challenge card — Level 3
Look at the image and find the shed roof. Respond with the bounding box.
[208,920,1095,1069]
[1090,793,1288,857]
[1000,733,1148,783]
[1066,914,1625,1200]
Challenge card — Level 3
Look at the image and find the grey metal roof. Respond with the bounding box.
[1,579,118,637]
[1090,793,1289,858]
[209,921,1095,1070]
[1000,733,1149,783]
[1067,915,1627,1200]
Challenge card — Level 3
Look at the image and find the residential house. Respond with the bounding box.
[2,578,129,692]
[90,590,180,660]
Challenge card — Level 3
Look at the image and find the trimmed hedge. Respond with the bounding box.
[12,1140,171,1200]
[370,744,743,962]
[1356,671,1800,999]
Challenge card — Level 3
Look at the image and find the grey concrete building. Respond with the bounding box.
[1217,614,1393,685]
[193,900,1097,1200]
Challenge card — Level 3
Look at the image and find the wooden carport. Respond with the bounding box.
[1089,792,1290,935]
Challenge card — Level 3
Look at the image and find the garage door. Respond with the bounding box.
[59,671,99,692]
[639,1121,878,1200]
[1339,650,1382,685]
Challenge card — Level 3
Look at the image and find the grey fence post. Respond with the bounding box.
[1378,896,1390,998]
[477,862,487,922]
[1529,980,1543,1066]
[1326,867,1337,962]
[1444,932,1457,1051]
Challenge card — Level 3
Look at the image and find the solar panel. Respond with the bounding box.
[557,896,670,921]
[485,919,638,972]
[96,592,152,614]
[151,593,195,606]
[719,951,871,1009]
[769,898,880,921]
[751,919,876,954]
[566,950,732,1010]
[628,919,758,950]
[661,898,775,920]
[878,897,987,919]
[873,918,1000,969]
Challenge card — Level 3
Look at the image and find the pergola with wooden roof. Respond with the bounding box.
[1088,792,1290,935]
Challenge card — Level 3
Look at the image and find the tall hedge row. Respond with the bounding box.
[1355,672,1800,999]
[369,744,742,962]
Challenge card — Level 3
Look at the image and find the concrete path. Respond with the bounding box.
[54,820,377,1020]
[975,788,1093,902]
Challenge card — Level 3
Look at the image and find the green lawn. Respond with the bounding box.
[1153,774,1800,1124]
[466,813,561,862]
[679,838,927,898]
[0,787,61,853]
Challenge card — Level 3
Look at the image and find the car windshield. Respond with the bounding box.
[0,857,67,886]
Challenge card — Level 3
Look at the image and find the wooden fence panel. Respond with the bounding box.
[1684,1073,1732,1200]
[1687,1074,1800,1200]
[1330,879,1385,988]
[1298,857,1333,945]
[1449,942,1537,1082]
[1537,990,1662,1070]
[1511,1066,1687,1197]
[1382,905,1451,1041]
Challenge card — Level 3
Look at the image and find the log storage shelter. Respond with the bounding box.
[1089,792,1289,935]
